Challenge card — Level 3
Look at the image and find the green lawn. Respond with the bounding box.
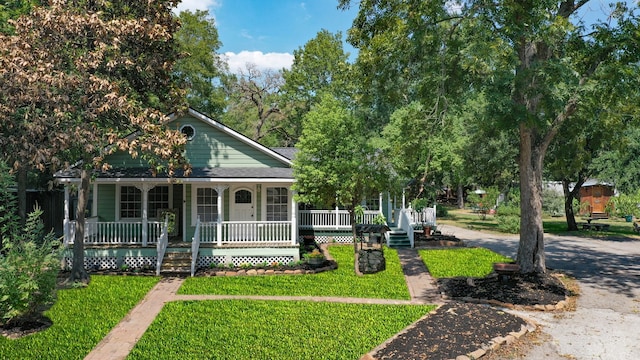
[419,248,512,278]
[128,300,434,360]
[439,207,640,238]
[179,245,410,299]
[0,275,159,360]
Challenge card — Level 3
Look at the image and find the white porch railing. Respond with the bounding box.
[409,205,437,226]
[298,210,380,229]
[396,209,415,248]
[191,217,201,277]
[66,219,163,245]
[196,221,293,244]
[156,217,169,276]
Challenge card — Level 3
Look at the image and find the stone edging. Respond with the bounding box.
[451,295,571,312]
[200,243,338,277]
[455,321,537,360]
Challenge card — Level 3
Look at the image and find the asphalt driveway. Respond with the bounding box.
[441,224,640,359]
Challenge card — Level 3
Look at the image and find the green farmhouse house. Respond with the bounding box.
[55,108,435,275]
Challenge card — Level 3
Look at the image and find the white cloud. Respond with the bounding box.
[224,51,294,73]
[173,0,220,15]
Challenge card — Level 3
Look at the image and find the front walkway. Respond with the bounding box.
[84,249,442,360]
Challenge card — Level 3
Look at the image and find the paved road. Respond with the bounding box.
[442,224,640,359]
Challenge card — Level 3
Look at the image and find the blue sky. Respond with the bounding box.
[174,0,359,72]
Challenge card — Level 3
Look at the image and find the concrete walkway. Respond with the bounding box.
[84,249,442,360]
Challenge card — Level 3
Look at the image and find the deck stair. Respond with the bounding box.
[387,227,411,248]
[160,250,191,274]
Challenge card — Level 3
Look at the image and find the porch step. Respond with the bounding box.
[160,251,192,274]
[387,228,411,248]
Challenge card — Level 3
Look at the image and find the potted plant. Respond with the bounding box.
[608,193,640,222]
[303,249,325,267]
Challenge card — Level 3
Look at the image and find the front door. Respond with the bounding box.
[231,189,255,240]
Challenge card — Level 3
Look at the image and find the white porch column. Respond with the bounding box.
[335,203,339,230]
[214,185,229,246]
[64,185,70,245]
[136,184,155,247]
[290,190,297,245]
[378,192,383,215]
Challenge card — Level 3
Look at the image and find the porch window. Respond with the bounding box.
[149,186,169,218]
[120,186,141,218]
[266,187,288,221]
[196,188,218,222]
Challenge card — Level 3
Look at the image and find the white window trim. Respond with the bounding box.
[261,184,292,222]
[116,184,172,221]
[191,185,223,226]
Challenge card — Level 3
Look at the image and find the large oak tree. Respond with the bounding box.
[0,0,189,282]
[340,0,640,273]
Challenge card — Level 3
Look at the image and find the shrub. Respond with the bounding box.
[542,188,564,216]
[435,204,448,217]
[0,207,62,325]
[496,204,520,234]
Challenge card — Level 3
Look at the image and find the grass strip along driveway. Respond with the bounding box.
[0,276,159,360]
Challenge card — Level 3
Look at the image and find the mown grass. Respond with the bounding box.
[0,275,159,360]
[179,245,410,299]
[128,300,435,360]
[439,208,640,238]
[419,248,512,279]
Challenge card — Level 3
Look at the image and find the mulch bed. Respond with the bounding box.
[1,315,52,339]
[437,272,569,306]
[370,272,570,359]
[373,302,528,360]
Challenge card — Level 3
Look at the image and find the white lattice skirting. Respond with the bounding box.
[197,255,295,268]
[300,235,353,244]
[63,256,157,270]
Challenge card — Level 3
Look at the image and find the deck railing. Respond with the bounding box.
[196,221,292,244]
[66,218,163,245]
[409,205,437,226]
[298,210,380,229]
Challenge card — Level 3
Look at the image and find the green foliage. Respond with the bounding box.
[179,246,409,300]
[542,188,565,216]
[129,300,434,360]
[174,10,227,118]
[0,162,19,246]
[607,192,640,218]
[435,204,448,218]
[293,94,389,213]
[495,203,521,234]
[0,207,61,325]
[281,29,352,144]
[0,0,40,35]
[411,198,429,212]
[419,248,512,278]
[0,276,158,358]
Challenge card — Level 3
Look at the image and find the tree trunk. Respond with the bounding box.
[516,124,546,274]
[457,184,464,209]
[70,168,90,283]
[563,178,585,231]
[17,166,27,226]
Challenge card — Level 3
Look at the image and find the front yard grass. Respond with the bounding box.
[128,300,435,360]
[179,245,410,299]
[0,275,159,360]
[419,248,512,278]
